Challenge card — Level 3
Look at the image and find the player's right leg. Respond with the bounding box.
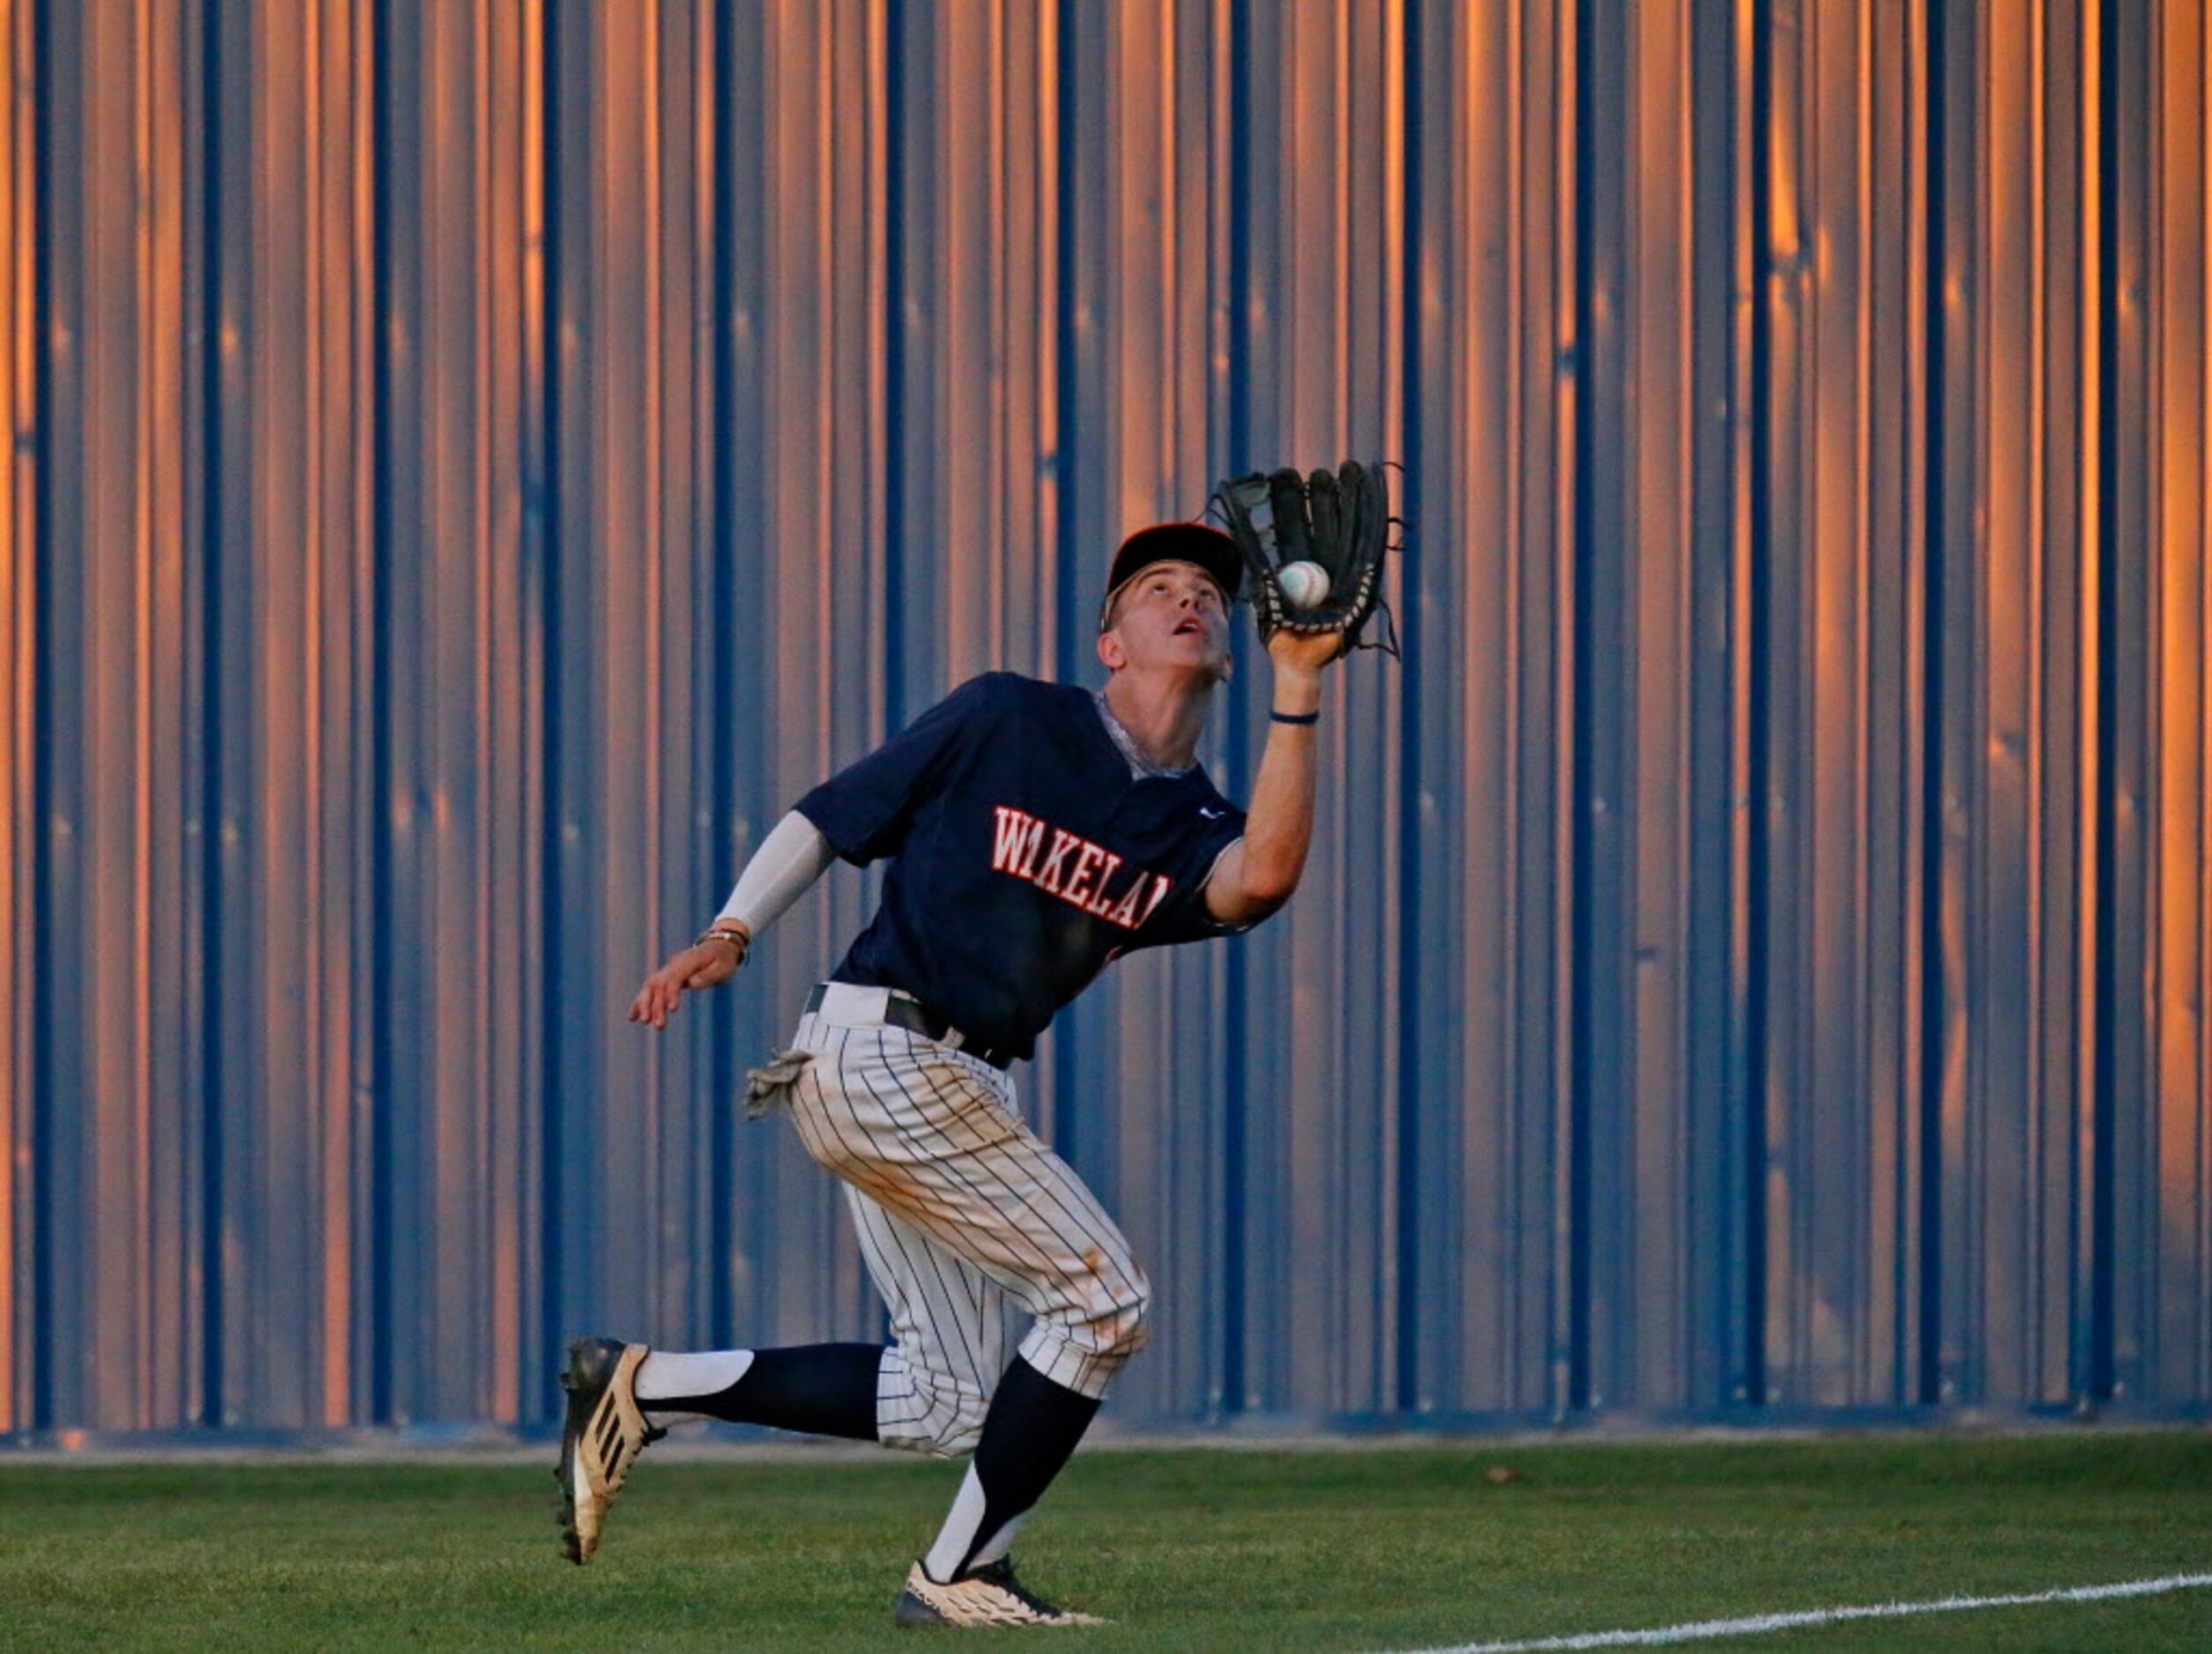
[844,1185,1014,1460]
[555,1336,888,1563]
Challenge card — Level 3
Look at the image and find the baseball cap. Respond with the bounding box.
[1097,522,1244,632]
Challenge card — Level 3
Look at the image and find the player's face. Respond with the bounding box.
[1106,561,1232,679]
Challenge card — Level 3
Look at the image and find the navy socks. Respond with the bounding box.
[924,1356,1101,1581]
[652,1342,884,1442]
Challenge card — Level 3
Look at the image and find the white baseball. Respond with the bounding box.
[1276,560,1331,609]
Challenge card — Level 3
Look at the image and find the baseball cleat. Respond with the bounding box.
[892,1557,1106,1628]
[555,1335,662,1564]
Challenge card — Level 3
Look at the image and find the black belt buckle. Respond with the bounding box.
[809,983,1011,1071]
[893,997,1013,1071]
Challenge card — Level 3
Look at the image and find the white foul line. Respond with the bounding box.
[1368,1570,2212,1653]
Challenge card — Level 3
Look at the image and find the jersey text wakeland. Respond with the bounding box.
[989,806,1174,930]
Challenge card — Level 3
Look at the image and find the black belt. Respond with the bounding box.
[805,982,1016,1071]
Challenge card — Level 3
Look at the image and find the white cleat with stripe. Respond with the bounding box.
[894,1558,1106,1628]
[556,1336,662,1564]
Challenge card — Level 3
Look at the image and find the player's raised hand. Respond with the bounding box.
[628,929,747,1030]
[1265,625,1347,676]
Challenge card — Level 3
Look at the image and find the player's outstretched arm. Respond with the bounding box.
[1204,628,1340,925]
[628,927,749,1030]
[628,809,837,1030]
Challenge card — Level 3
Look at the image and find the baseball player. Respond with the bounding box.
[560,521,1342,1627]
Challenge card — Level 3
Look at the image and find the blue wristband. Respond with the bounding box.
[1269,709,1320,726]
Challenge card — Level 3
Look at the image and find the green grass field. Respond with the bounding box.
[1,1433,2207,1650]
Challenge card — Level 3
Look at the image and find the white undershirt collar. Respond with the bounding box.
[1092,687,1196,781]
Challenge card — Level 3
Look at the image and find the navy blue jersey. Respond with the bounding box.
[794,672,1251,1059]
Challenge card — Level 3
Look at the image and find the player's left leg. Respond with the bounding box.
[835,1181,1118,1628]
[780,1030,1146,1626]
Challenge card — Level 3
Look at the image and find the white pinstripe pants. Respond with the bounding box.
[780,1007,1150,1458]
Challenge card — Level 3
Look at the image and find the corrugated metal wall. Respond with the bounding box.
[4,0,2209,1436]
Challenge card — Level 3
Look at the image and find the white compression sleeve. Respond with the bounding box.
[718,809,837,939]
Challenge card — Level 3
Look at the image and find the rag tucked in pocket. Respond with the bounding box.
[743,1048,815,1118]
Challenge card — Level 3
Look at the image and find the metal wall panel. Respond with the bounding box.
[0,0,27,1429]
[4,0,2210,1436]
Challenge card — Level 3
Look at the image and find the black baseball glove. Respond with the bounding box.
[1212,461,1401,658]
